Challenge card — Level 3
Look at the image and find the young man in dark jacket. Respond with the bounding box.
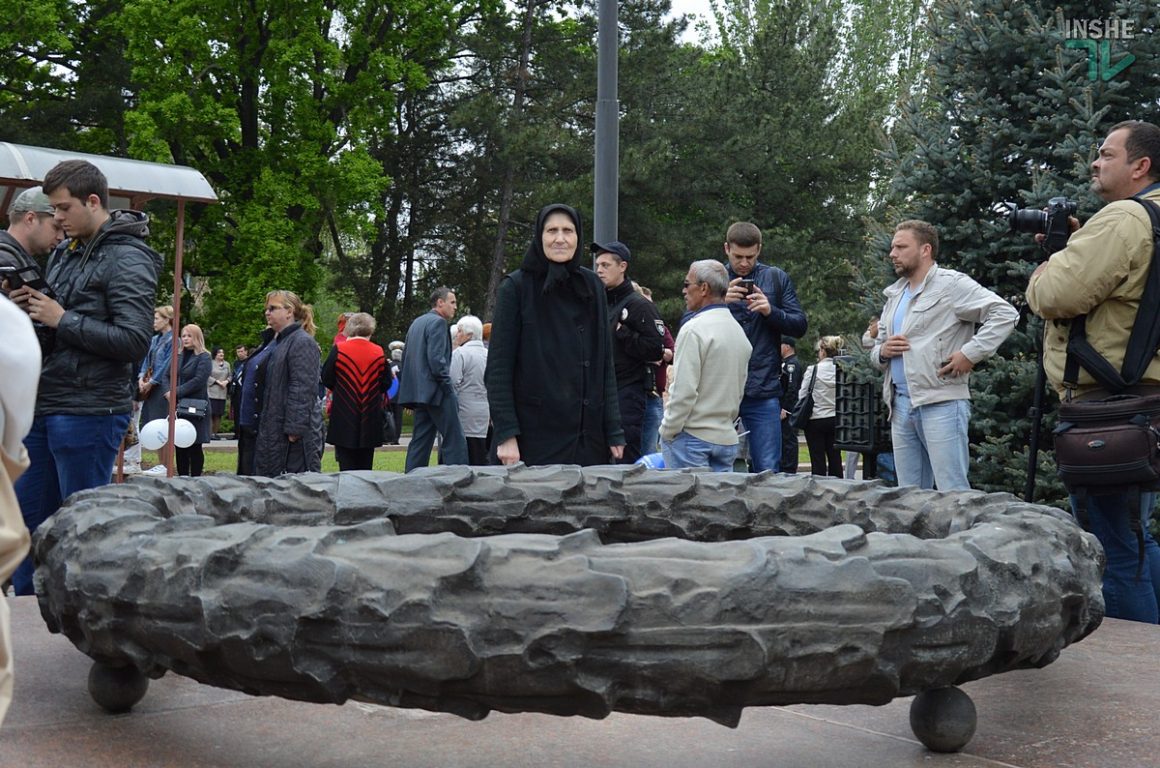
[7,160,160,595]
[593,240,664,464]
[723,221,808,473]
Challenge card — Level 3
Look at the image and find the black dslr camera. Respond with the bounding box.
[1008,196,1078,256]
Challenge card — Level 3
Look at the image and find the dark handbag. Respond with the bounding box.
[789,366,818,430]
[1053,394,1160,493]
[176,397,208,418]
[133,366,152,402]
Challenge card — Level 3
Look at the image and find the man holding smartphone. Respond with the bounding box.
[7,160,160,595]
[722,221,808,472]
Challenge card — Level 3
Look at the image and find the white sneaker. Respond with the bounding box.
[143,465,169,476]
[121,464,142,475]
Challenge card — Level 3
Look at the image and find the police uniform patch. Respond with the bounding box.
[621,307,629,321]
[654,319,665,336]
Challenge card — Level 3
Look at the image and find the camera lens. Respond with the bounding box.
[1009,208,1047,234]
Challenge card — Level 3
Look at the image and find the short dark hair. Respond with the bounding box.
[895,219,939,261]
[726,221,762,248]
[43,159,109,209]
[1111,120,1160,182]
[430,286,454,307]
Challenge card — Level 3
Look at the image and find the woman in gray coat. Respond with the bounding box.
[254,290,322,476]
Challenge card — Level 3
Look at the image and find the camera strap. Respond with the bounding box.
[1063,196,1160,394]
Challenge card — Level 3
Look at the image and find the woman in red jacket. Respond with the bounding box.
[321,312,393,471]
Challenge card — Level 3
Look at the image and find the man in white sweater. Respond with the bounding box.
[661,260,753,471]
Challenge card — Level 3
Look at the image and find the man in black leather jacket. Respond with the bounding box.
[7,160,160,595]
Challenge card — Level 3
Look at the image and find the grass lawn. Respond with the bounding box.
[141,442,829,475]
[142,446,413,474]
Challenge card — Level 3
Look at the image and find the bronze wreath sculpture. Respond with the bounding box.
[34,466,1102,731]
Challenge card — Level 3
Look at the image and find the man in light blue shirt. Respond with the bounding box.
[871,220,1017,490]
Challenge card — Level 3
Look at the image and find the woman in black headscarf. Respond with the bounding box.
[486,204,625,466]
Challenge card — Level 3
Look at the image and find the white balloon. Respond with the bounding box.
[140,419,170,451]
[173,418,197,448]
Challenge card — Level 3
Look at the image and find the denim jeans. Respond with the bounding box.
[738,395,780,472]
[12,412,131,595]
[1073,491,1160,623]
[641,394,663,457]
[662,431,737,472]
[890,394,970,491]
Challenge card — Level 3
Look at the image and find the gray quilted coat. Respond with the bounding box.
[254,323,322,476]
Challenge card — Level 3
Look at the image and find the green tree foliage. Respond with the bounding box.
[690,0,927,343]
[2,0,923,351]
[875,0,1160,504]
[112,0,476,347]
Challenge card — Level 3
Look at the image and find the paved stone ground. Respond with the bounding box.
[4,595,1158,767]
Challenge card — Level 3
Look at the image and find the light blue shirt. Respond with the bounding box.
[890,285,913,396]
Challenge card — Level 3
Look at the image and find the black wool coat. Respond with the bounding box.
[485,203,624,466]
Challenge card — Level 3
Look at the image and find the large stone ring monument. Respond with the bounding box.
[33,466,1103,753]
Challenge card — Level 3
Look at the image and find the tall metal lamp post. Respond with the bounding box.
[593,0,619,243]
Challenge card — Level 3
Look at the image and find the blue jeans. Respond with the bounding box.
[1073,491,1160,623]
[891,394,970,491]
[738,395,780,472]
[662,431,737,472]
[641,394,663,457]
[12,412,131,595]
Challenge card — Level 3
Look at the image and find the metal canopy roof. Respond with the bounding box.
[0,141,218,217]
[0,143,218,477]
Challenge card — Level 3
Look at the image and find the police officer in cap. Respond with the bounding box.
[592,240,665,464]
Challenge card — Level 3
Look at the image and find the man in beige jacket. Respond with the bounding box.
[662,260,752,471]
[1026,119,1160,624]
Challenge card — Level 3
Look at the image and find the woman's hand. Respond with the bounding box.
[609,444,625,461]
[497,437,520,465]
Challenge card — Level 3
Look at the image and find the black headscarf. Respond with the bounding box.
[520,203,591,298]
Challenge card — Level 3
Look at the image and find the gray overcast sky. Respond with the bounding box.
[665,0,716,42]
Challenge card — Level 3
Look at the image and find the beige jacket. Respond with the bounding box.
[1026,187,1160,399]
[662,305,752,445]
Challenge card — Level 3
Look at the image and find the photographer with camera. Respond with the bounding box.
[871,220,1017,492]
[1026,120,1160,624]
[6,160,160,596]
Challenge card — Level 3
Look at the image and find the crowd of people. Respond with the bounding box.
[3,118,1160,730]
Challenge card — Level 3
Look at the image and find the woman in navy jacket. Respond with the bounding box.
[158,324,212,476]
